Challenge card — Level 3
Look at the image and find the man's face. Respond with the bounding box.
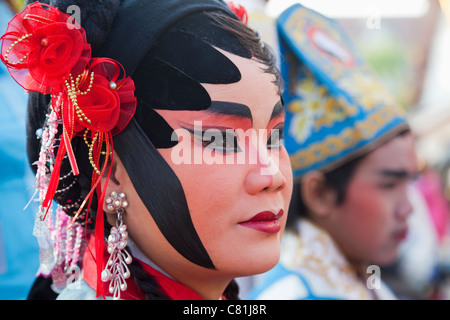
[327,133,418,266]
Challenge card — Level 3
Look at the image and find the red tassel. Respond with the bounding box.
[94,135,113,298]
[41,137,66,219]
[94,183,105,298]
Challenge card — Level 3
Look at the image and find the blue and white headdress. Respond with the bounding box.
[277,4,409,179]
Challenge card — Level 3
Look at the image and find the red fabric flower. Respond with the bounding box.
[0,2,90,94]
[72,58,137,136]
[226,1,248,25]
[0,2,135,136]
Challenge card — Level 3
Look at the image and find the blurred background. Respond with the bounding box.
[238,0,450,300]
[0,0,39,300]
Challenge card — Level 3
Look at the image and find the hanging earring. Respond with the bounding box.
[101,191,132,300]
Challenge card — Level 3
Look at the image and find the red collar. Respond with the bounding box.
[83,236,205,300]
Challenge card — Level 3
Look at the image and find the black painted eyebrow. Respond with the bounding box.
[208,101,252,119]
[208,100,284,124]
[270,100,284,120]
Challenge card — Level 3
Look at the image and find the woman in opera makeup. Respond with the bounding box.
[11,0,293,300]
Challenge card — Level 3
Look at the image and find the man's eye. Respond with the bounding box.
[378,182,397,189]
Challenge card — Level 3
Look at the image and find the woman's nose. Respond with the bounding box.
[244,137,287,195]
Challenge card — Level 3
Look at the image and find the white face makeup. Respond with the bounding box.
[109,51,293,299]
[156,51,293,276]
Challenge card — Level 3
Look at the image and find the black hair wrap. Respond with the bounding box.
[26,0,121,53]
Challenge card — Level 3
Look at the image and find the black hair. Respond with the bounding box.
[286,128,411,231]
[25,0,280,300]
[286,154,364,230]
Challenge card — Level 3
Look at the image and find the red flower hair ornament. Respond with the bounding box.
[1,2,136,297]
[1,1,136,212]
[226,1,248,25]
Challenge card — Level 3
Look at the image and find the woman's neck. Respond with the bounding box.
[178,274,231,300]
[128,238,231,300]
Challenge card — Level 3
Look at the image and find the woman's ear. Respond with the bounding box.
[300,171,337,219]
[101,152,128,214]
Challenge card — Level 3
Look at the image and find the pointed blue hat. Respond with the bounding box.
[277,4,409,180]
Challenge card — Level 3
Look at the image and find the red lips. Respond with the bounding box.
[239,210,284,234]
[393,227,408,242]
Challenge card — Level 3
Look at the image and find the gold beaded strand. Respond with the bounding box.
[64,72,94,125]
[3,34,32,65]
[84,129,111,175]
[88,131,101,175]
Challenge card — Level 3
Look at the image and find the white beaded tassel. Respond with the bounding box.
[101,191,132,300]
